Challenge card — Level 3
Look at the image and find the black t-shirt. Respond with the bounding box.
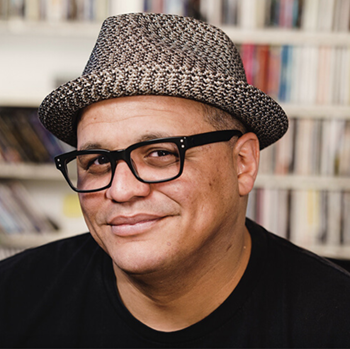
[1,218,350,348]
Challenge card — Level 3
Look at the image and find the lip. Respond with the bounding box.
[107,214,165,236]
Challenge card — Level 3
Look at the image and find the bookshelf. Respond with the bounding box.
[0,163,60,180]
[1,0,350,260]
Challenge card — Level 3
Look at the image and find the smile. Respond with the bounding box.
[108,214,165,237]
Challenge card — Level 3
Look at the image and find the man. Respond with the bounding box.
[1,13,350,348]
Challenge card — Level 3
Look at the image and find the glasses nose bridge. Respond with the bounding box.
[109,148,136,177]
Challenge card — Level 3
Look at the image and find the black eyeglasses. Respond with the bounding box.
[55,129,243,193]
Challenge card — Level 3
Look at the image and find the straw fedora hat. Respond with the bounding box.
[38,12,288,149]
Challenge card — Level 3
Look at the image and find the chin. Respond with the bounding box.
[109,245,172,277]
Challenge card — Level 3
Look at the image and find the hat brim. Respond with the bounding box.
[38,66,288,150]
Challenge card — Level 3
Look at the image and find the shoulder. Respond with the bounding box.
[246,218,350,309]
[246,219,350,346]
[246,217,350,282]
[0,233,113,346]
[0,233,106,314]
[0,233,101,281]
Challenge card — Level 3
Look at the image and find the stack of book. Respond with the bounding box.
[0,0,201,22]
[222,0,350,30]
[239,44,350,105]
[0,0,110,22]
[0,181,57,235]
[259,119,350,177]
[0,108,70,164]
[247,187,350,248]
[1,0,349,31]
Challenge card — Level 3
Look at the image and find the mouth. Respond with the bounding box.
[107,214,165,237]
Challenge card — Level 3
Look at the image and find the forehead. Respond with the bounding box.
[77,96,213,149]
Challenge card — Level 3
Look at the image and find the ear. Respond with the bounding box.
[234,132,260,197]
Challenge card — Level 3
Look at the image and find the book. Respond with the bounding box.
[95,0,109,21]
[200,0,222,24]
[24,0,40,21]
[333,0,350,32]
[316,46,331,104]
[327,190,342,245]
[8,0,24,19]
[45,0,67,22]
[274,118,295,175]
[11,110,52,163]
[0,182,57,234]
[317,0,335,31]
[164,0,185,16]
[342,192,350,244]
[0,184,25,233]
[301,0,318,31]
[338,47,350,105]
[0,0,9,19]
[290,189,323,247]
[239,44,255,86]
[266,45,282,100]
[110,0,144,15]
[293,119,312,175]
[221,0,239,25]
[254,45,269,93]
[332,47,343,104]
[338,121,350,176]
[9,181,57,233]
[239,0,267,29]
[0,108,70,163]
[279,0,297,28]
[0,112,30,162]
[278,45,292,102]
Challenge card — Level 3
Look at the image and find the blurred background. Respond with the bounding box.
[0,0,350,270]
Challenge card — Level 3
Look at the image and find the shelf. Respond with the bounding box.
[0,96,44,108]
[280,104,350,119]
[0,230,79,249]
[255,174,350,191]
[221,26,350,46]
[308,244,350,260]
[1,20,350,46]
[0,163,61,180]
[0,19,101,38]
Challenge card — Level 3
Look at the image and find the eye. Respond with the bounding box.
[131,142,180,169]
[92,155,109,165]
[77,153,111,173]
[148,150,174,158]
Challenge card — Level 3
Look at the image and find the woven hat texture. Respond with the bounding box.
[38,12,288,149]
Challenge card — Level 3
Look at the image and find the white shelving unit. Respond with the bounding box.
[1,15,350,259]
[0,163,60,180]
[221,26,350,46]
[255,174,350,191]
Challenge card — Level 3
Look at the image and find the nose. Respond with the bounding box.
[105,160,151,202]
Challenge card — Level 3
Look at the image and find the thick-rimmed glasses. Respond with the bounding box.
[55,129,243,193]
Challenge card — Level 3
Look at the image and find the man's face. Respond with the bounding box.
[77,96,244,276]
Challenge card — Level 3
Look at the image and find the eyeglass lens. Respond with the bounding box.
[65,142,181,191]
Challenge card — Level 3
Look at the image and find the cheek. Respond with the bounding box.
[78,193,103,227]
[193,157,238,220]
[165,160,236,220]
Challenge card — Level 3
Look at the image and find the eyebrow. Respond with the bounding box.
[78,132,174,151]
[136,132,172,142]
[78,143,104,151]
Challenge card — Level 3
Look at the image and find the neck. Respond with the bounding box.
[113,227,251,332]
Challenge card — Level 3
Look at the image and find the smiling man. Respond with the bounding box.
[1,13,350,348]
[76,95,254,332]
